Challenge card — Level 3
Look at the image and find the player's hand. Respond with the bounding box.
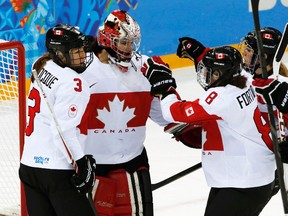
[141,56,177,96]
[71,155,96,194]
[177,37,209,63]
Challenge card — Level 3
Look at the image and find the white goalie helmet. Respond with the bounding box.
[97,10,141,72]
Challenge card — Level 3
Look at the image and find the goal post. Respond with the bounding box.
[0,40,27,216]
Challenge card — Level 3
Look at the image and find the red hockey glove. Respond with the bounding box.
[253,78,288,113]
[177,37,210,65]
[71,155,96,194]
[164,123,202,149]
[141,56,177,96]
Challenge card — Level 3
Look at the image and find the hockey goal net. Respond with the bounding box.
[0,40,26,216]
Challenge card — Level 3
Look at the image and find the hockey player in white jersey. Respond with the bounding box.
[175,31,284,214]
[78,10,170,215]
[175,27,288,120]
[19,24,97,216]
[238,27,288,112]
[239,26,288,154]
[141,47,276,215]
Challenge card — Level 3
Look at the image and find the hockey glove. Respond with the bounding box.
[279,140,288,163]
[253,78,288,113]
[71,155,96,194]
[141,56,177,96]
[164,123,202,149]
[177,37,210,64]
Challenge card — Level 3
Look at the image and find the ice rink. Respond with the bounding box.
[146,66,283,216]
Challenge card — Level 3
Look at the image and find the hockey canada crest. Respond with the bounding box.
[68,104,78,118]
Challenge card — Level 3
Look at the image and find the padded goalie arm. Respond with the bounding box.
[164,123,202,149]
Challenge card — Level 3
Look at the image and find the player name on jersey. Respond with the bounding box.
[38,69,59,89]
[236,85,256,109]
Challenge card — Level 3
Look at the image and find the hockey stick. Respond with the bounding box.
[151,162,202,191]
[31,69,98,216]
[251,0,288,214]
[273,23,288,141]
[273,23,288,80]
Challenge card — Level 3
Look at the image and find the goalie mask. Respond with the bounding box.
[239,27,282,75]
[197,46,243,90]
[46,24,93,73]
[97,10,141,72]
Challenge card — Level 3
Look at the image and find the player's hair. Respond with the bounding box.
[85,35,104,55]
[31,53,51,82]
[229,75,247,89]
[280,62,288,77]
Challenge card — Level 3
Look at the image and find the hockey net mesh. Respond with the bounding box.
[0,39,25,216]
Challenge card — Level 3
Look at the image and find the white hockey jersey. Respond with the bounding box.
[78,54,170,164]
[21,60,90,170]
[160,80,275,188]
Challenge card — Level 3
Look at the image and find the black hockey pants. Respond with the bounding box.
[19,163,95,216]
[204,181,274,216]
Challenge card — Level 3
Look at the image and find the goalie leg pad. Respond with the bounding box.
[93,168,153,216]
[92,176,117,216]
[108,169,139,215]
[137,167,153,216]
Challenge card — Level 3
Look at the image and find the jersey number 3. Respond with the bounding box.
[25,78,83,136]
[25,88,41,136]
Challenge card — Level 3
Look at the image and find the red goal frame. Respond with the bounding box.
[0,41,27,216]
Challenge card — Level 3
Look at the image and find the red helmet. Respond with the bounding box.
[97,10,141,72]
